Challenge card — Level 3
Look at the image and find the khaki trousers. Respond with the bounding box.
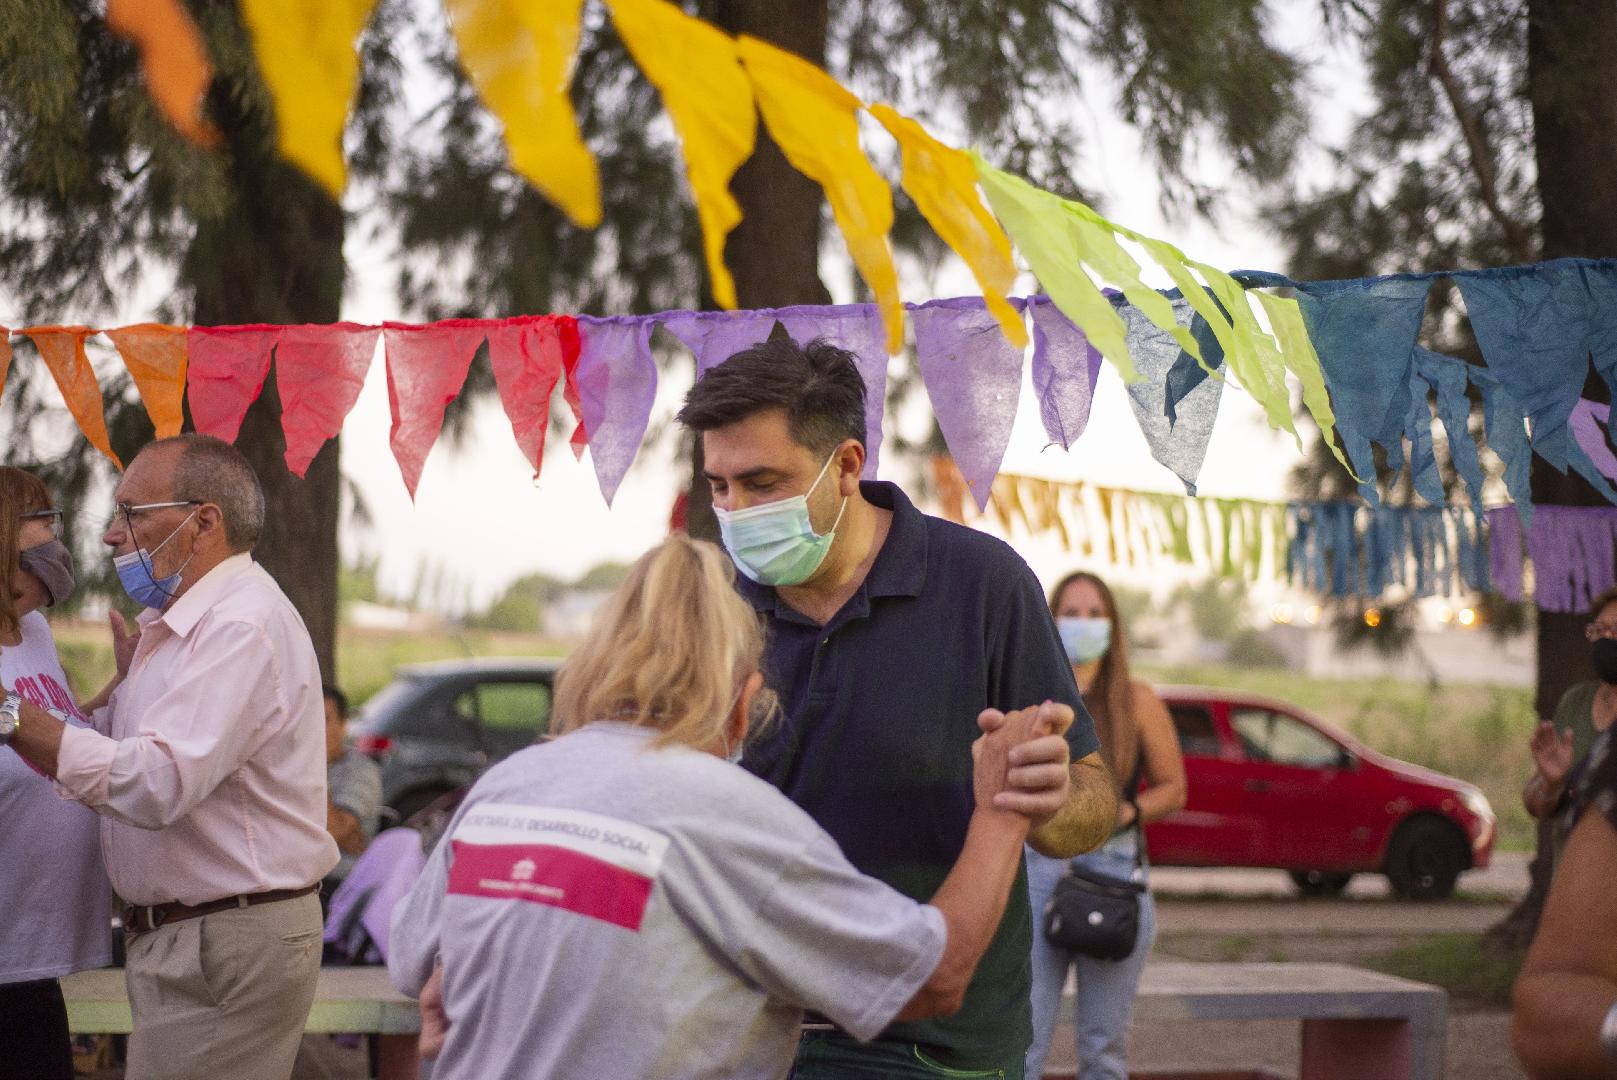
[124,891,322,1080]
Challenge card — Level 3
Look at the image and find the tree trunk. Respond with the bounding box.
[1489,0,1617,951]
[189,127,346,681]
[681,0,832,542]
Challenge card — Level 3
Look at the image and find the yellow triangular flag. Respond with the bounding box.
[609,0,755,309]
[445,0,601,228]
[239,0,377,196]
[868,105,1025,349]
[737,36,901,354]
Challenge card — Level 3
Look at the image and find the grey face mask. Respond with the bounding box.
[19,540,76,607]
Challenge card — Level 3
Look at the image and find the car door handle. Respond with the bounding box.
[1243,779,1270,793]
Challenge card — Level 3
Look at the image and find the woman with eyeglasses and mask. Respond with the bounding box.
[0,467,113,1079]
[388,535,1046,1080]
[1024,571,1187,1080]
[1522,587,1617,871]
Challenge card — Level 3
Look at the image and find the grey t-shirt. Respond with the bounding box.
[389,721,946,1080]
[327,748,384,883]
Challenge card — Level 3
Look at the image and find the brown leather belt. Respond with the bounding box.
[121,884,319,936]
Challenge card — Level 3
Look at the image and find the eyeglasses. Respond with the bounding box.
[21,509,63,539]
[108,500,200,531]
[1585,621,1617,642]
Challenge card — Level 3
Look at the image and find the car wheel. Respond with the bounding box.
[1384,818,1468,900]
[393,786,457,826]
[1289,870,1353,898]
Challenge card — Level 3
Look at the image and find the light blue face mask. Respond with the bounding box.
[112,510,198,609]
[714,452,848,587]
[1057,616,1112,665]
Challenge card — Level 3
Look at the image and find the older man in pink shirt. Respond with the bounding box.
[1,434,337,1080]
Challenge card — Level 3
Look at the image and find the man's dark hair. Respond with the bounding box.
[676,336,867,456]
[323,684,350,719]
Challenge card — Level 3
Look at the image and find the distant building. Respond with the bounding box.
[542,589,615,641]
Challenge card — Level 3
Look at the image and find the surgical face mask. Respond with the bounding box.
[714,453,848,587]
[1058,616,1112,665]
[112,509,198,609]
[1594,638,1617,684]
[19,539,76,607]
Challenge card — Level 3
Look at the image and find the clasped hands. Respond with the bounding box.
[972,700,1074,826]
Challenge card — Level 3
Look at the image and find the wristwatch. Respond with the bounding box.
[0,692,21,745]
[1601,998,1617,1063]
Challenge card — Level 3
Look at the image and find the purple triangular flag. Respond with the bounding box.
[1028,296,1099,450]
[576,315,658,505]
[776,304,890,479]
[662,310,778,376]
[912,297,1025,511]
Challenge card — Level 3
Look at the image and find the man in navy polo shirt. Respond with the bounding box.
[679,336,1117,1078]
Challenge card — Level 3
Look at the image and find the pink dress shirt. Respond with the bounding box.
[56,553,340,906]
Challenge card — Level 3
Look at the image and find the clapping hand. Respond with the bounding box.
[1529,721,1575,788]
[108,610,138,680]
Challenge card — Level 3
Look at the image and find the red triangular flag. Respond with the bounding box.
[187,325,279,444]
[488,316,566,476]
[275,322,379,477]
[382,320,488,498]
[556,315,589,459]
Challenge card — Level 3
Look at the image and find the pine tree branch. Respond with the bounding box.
[1428,0,1537,261]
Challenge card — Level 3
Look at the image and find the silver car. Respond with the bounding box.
[348,657,563,822]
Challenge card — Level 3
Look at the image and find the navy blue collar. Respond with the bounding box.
[735,481,929,617]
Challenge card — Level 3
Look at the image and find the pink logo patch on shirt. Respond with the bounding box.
[446,805,668,931]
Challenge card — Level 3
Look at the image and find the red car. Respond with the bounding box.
[1142,686,1496,899]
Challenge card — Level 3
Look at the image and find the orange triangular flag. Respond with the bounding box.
[106,323,188,439]
[105,0,220,147]
[21,327,123,468]
[0,329,11,407]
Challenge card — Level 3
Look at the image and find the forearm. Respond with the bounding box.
[1134,779,1188,827]
[897,809,1030,1020]
[1028,757,1117,858]
[7,698,66,778]
[1512,973,1617,1078]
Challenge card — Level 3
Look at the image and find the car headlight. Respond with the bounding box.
[1459,787,1494,824]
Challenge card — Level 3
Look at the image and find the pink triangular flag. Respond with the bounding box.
[275,322,380,478]
[383,320,489,498]
[488,316,567,476]
[187,325,279,444]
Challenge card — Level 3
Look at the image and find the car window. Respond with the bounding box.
[1168,704,1222,757]
[477,682,553,733]
[1230,707,1343,768]
[468,680,554,759]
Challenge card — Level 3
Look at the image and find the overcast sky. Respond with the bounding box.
[3,4,1370,613]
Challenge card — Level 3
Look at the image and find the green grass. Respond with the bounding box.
[1140,663,1539,853]
[1361,933,1523,1009]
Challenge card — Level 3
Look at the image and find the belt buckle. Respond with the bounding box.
[141,904,160,933]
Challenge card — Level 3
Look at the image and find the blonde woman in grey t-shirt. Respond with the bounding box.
[389,535,1053,1080]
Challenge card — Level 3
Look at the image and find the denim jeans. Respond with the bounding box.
[791,1031,1026,1079]
[1023,841,1157,1080]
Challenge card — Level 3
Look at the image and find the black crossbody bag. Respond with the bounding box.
[1041,762,1146,962]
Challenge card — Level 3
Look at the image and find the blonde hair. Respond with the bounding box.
[553,534,775,751]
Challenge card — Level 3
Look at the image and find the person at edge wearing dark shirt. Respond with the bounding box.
[677,336,1118,1079]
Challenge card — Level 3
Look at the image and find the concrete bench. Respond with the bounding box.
[1051,961,1446,1080]
[61,966,421,1036]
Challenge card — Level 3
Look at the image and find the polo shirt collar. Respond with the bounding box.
[734,480,929,614]
[155,552,257,637]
